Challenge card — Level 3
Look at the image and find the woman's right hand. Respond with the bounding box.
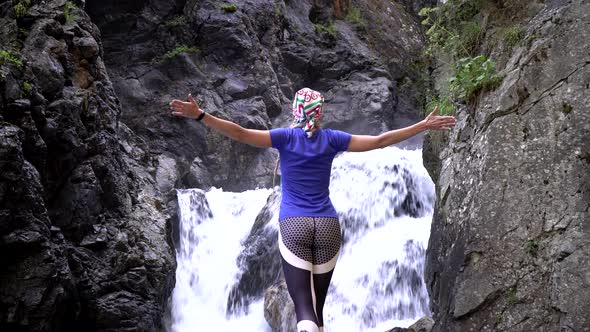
[169,94,203,119]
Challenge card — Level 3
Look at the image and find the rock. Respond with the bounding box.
[408,316,434,332]
[227,188,282,314]
[424,1,590,331]
[385,315,434,332]
[85,0,426,192]
[264,280,297,332]
[0,1,176,330]
[155,154,178,194]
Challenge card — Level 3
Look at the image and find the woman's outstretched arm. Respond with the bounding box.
[347,107,456,152]
[169,94,272,148]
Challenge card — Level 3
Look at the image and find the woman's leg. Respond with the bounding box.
[312,217,342,330]
[279,217,320,332]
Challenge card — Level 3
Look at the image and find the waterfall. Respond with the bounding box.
[170,146,434,331]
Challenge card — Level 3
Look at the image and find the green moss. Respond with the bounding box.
[64,1,77,24]
[164,15,187,28]
[502,25,525,50]
[218,3,237,13]
[524,239,539,256]
[345,7,365,29]
[449,55,504,101]
[314,24,338,39]
[0,50,23,69]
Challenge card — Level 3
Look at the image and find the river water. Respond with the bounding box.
[170,146,434,331]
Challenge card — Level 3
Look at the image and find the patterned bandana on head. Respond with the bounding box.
[291,87,324,137]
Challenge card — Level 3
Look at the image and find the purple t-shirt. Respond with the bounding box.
[270,127,352,220]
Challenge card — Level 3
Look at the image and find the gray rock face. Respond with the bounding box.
[0,1,175,330]
[264,280,297,332]
[84,0,429,192]
[424,1,590,331]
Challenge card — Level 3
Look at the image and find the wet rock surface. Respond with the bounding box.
[424,1,590,331]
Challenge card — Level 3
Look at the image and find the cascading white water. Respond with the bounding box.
[171,146,434,331]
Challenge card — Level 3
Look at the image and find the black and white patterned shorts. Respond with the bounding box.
[279,216,341,266]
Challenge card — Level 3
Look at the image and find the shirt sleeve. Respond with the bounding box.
[329,129,352,152]
[269,128,291,150]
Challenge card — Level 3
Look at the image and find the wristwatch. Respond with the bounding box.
[195,111,206,122]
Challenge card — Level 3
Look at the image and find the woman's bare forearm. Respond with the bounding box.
[200,112,246,141]
[376,121,427,148]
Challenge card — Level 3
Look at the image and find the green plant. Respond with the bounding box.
[152,45,199,64]
[13,0,31,18]
[0,50,23,69]
[524,239,539,256]
[164,15,187,28]
[314,24,338,39]
[64,1,77,24]
[502,25,525,50]
[20,81,32,97]
[426,95,456,116]
[217,3,237,13]
[419,0,489,58]
[561,102,573,114]
[449,55,504,101]
[345,7,365,29]
[506,287,517,305]
[18,27,28,39]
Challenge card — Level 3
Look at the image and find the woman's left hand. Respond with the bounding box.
[423,106,457,131]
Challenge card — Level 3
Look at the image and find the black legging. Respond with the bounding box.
[279,217,342,332]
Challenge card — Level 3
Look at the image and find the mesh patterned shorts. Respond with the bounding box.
[278,216,341,273]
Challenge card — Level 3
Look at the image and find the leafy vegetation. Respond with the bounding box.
[13,0,31,18]
[449,55,504,101]
[217,3,237,13]
[419,0,490,58]
[507,287,517,305]
[524,239,539,256]
[152,45,199,64]
[165,15,187,28]
[345,7,365,29]
[426,95,456,116]
[163,45,199,60]
[561,102,573,114]
[0,50,23,69]
[502,25,525,50]
[314,24,338,39]
[20,81,32,98]
[64,1,77,24]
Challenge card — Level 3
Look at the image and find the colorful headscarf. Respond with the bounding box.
[291,87,324,137]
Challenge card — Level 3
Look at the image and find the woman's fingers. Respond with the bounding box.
[188,94,198,106]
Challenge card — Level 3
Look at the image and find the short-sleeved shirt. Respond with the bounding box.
[270,127,352,221]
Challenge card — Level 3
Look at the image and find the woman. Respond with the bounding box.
[169,88,455,332]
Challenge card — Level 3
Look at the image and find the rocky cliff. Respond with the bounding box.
[84,0,434,193]
[0,0,174,330]
[424,0,590,331]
